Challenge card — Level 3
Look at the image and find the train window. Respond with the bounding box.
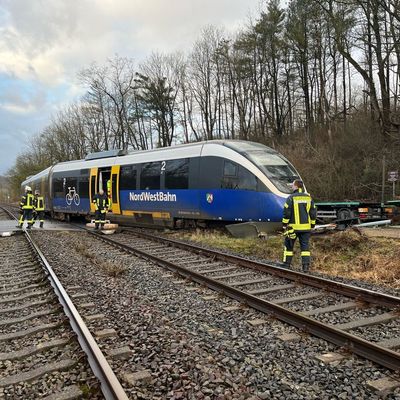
[165,159,189,189]
[53,178,64,198]
[237,167,257,191]
[140,162,161,190]
[120,165,137,190]
[76,169,89,198]
[223,161,238,177]
[66,177,78,195]
[221,160,239,189]
[79,176,89,198]
[221,176,238,189]
[112,174,118,203]
[221,164,257,191]
[244,150,299,194]
[90,176,96,198]
[198,156,223,189]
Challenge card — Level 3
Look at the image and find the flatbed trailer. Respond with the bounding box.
[315,201,400,225]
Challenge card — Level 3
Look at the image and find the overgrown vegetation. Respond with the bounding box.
[172,229,400,288]
[6,0,400,201]
[275,117,400,200]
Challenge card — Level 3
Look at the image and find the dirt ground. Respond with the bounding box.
[168,229,400,289]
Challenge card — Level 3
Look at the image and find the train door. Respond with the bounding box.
[98,167,111,198]
[41,177,47,210]
[90,167,114,213]
[89,167,98,213]
[110,165,121,214]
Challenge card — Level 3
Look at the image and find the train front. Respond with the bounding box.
[226,141,302,235]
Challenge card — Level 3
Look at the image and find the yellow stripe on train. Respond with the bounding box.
[121,210,171,219]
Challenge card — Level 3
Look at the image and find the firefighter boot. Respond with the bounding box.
[283,262,291,269]
[302,264,310,273]
[40,222,43,228]
[95,223,99,230]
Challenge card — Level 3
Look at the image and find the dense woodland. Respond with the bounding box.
[6,0,400,201]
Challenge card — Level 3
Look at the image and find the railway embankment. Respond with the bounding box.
[167,229,400,289]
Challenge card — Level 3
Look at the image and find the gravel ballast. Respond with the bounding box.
[32,230,400,400]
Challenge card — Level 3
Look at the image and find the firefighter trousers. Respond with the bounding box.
[95,210,106,229]
[19,209,33,228]
[34,211,45,227]
[283,231,311,266]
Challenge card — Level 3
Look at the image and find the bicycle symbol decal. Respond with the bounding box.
[66,187,80,206]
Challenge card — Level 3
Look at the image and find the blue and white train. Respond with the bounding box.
[21,140,301,228]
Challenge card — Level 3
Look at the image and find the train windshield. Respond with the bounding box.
[223,141,300,193]
[244,150,299,194]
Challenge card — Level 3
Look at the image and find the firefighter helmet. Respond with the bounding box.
[25,186,32,192]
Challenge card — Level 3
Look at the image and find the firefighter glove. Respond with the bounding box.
[284,227,296,240]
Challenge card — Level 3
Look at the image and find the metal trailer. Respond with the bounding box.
[315,201,400,226]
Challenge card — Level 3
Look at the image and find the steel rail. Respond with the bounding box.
[123,229,400,309]
[26,233,129,400]
[89,230,400,371]
[1,206,129,400]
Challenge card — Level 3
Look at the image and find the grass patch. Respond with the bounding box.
[170,229,400,289]
[173,229,283,260]
[80,384,101,398]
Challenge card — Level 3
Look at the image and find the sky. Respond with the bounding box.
[0,0,261,175]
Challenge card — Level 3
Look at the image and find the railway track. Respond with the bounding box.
[3,203,400,387]
[86,227,400,372]
[0,206,128,399]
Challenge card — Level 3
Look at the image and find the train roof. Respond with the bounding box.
[50,140,277,170]
[22,140,281,185]
[21,166,52,186]
[58,140,276,163]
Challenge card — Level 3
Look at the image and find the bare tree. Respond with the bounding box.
[188,26,225,140]
[137,52,186,147]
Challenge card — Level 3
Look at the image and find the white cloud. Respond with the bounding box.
[0,102,36,114]
[1,0,261,84]
[0,0,262,173]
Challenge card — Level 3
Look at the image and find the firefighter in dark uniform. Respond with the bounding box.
[18,186,34,229]
[282,179,317,272]
[93,189,110,229]
[33,189,45,228]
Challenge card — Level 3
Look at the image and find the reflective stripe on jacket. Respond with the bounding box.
[282,188,316,231]
[21,193,34,210]
[34,196,45,211]
[93,194,110,211]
